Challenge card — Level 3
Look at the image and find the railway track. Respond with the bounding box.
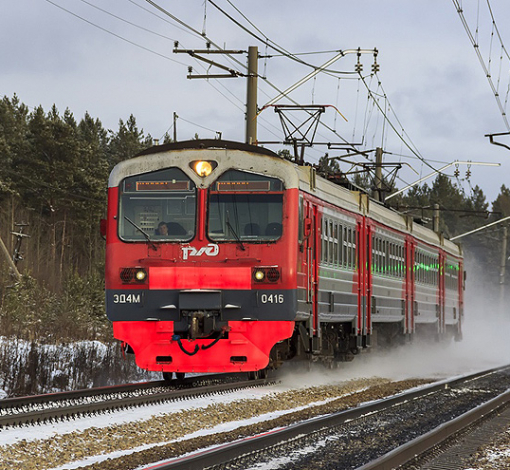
[0,373,268,428]
[145,365,510,470]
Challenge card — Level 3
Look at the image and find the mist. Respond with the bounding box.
[279,255,510,389]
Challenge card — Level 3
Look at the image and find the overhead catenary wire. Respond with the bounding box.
[43,0,189,67]
[485,0,510,119]
[158,5,489,194]
[176,115,220,136]
[207,0,363,76]
[452,0,510,130]
[81,0,252,123]
[143,0,249,74]
[164,0,364,142]
[77,0,178,43]
[126,0,201,39]
[360,74,440,174]
[224,0,358,76]
[485,0,510,62]
[143,0,205,41]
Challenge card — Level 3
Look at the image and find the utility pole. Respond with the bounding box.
[173,112,178,142]
[174,43,258,145]
[0,235,21,281]
[246,46,258,145]
[373,147,383,201]
[433,204,440,233]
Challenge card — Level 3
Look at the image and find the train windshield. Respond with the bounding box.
[208,170,284,242]
[118,168,196,242]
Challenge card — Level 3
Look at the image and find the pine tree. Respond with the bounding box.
[0,95,30,198]
[429,174,465,237]
[492,184,510,219]
[108,115,150,167]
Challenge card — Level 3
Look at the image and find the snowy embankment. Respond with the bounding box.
[0,337,156,397]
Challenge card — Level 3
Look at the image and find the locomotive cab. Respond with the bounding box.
[105,141,299,376]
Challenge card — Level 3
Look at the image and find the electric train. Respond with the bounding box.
[103,140,464,379]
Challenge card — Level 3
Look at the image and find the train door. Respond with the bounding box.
[360,219,371,343]
[457,260,464,340]
[438,251,446,334]
[303,200,320,351]
[406,238,415,334]
[356,196,369,349]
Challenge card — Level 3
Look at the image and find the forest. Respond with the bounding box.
[0,94,509,343]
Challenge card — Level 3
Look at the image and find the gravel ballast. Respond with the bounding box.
[0,377,429,470]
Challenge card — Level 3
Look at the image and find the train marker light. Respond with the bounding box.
[120,267,148,284]
[252,267,281,283]
[135,269,147,282]
[191,160,217,177]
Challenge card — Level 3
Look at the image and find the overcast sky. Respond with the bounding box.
[2,0,510,203]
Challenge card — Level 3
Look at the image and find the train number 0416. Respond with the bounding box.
[260,293,284,304]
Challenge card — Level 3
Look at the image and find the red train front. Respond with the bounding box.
[104,140,299,378]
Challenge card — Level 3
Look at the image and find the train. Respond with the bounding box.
[103,139,464,380]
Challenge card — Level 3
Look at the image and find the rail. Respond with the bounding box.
[145,365,510,470]
[0,373,269,428]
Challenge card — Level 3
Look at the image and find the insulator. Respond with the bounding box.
[466,169,471,178]
[355,63,363,73]
[188,66,193,74]
[372,63,380,73]
[454,169,460,177]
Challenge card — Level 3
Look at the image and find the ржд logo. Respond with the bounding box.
[182,243,220,260]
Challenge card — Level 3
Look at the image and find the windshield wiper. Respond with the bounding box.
[226,212,246,251]
[124,216,158,251]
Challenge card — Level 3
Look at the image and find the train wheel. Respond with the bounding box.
[258,368,268,379]
[162,372,173,382]
[175,372,186,381]
[247,371,258,380]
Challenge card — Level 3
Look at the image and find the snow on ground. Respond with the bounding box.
[46,392,335,470]
[0,336,158,397]
[0,385,281,447]
[9,379,379,470]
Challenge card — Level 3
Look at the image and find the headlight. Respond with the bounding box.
[190,160,217,177]
[254,270,265,282]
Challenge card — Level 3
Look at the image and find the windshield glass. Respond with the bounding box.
[208,170,284,242]
[119,168,196,242]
